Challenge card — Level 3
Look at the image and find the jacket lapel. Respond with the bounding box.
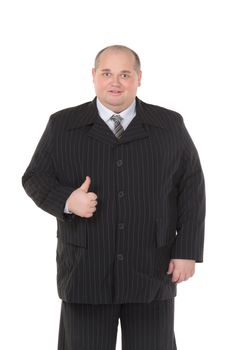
[66,96,165,146]
[87,110,149,146]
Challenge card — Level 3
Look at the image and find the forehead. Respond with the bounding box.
[97,49,136,69]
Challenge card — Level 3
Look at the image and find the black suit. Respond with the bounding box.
[22,96,205,349]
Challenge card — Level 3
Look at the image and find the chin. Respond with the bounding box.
[106,99,123,107]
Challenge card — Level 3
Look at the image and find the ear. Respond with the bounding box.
[92,68,96,82]
[138,70,142,87]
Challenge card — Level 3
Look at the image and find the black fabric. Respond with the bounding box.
[22,96,205,304]
[58,299,177,350]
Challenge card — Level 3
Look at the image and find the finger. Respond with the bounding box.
[171,270,180,283]
[178,272,188,283]
[167,261,174,275]
[89,200,97,207]
[88,207,96,214]
[90,204,97,210]
[88,192,98,200]
[180,276,187,283]
[86,212,94,218]
[175,276,184,283]
[186,270,195,279]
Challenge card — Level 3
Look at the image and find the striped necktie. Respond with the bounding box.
[110,114,124,139]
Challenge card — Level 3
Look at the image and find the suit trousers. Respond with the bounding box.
[57,298,177,350]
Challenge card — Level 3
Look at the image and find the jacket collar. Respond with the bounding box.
[65,96,166,146]
[66,96,166,130]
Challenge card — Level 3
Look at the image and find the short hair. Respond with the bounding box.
[94,45,141,73]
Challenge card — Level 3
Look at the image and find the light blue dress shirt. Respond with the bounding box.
[64,98,137,214]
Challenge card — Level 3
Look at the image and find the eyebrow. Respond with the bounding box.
[100,69,132,74]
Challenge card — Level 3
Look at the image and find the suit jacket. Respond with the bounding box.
[21,96,206,304]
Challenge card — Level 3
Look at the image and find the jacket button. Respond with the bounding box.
[118,191,124,198]
[117,159,123,167]
[117,254,124,261]
[118,223,124,229]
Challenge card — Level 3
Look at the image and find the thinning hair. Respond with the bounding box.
[94,45,141,73]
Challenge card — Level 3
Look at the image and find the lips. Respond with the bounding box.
[108,90,123,94]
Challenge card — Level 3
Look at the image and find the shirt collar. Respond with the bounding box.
[96,98,136,122]
[65,96,167,130]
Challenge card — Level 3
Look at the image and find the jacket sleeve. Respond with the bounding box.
[21,115,76,222]
[171,115,206,262]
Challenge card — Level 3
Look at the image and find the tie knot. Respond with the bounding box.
[110,114,123,123]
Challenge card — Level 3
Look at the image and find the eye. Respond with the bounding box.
[121,74,130,79]
[103,73,111,77]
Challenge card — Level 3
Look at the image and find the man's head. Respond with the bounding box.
[92,45,142,113]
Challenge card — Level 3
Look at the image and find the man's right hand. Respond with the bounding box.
[66,176,98,218]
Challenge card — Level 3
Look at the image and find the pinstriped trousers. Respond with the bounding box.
[57,298,177,350]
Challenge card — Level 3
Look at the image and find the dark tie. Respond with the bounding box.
[110,114,124,139]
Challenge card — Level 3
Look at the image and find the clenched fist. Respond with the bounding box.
[66,176,98,218]
[167,259,196,283]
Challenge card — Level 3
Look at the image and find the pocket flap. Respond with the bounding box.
[57,218,87,248]
[154,241,173,271]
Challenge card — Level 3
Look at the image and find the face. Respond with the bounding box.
[92,49,142,113]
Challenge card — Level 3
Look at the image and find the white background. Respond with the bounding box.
[1,0,233,349]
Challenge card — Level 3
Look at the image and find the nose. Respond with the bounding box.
[111,75,121,85]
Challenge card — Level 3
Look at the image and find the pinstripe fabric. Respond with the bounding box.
[21,96,205,304]
[58,298,176,350]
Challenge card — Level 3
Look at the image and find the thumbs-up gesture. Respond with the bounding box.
[66,176,98,218]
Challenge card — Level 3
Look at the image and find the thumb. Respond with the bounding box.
[167,260,175,275]
[80,176,91,193]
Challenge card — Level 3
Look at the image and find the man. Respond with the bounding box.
[22,45,205,350]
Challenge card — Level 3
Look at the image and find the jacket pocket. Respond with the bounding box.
[56,237,84,296]
[153,240,174,274]
[56,218,87,248]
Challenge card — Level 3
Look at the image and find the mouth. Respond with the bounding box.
[108,90,123,95]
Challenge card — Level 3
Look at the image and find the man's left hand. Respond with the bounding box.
[167,259,196,283]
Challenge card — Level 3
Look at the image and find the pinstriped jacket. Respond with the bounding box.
[21,96,206,304]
